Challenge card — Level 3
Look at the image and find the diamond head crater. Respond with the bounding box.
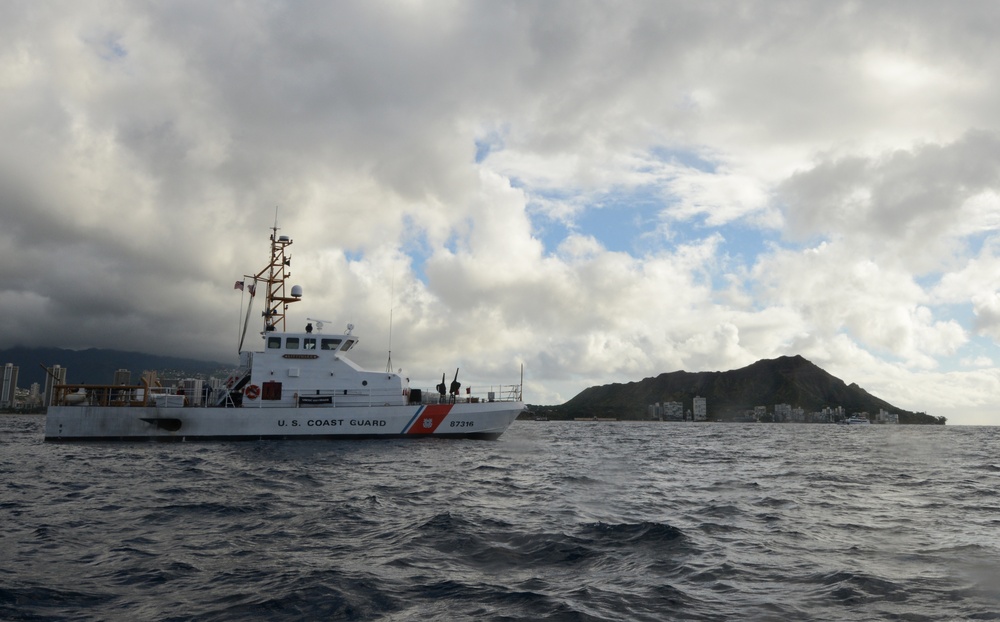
[530,355,943,425]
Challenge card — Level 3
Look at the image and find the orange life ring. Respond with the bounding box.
[245,384,261,400]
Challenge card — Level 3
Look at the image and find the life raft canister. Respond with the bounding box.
[244,384,261,400]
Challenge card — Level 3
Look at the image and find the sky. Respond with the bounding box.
[2,1,1000,425]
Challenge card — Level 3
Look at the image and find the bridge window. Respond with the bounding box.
[321,338,342,350]
[285,337,300,350]
[267,337,281,349]
[341,339,356,351]
[304,338,316,350]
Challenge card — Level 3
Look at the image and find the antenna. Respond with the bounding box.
[252,216,299,333]
[386,266,395,373]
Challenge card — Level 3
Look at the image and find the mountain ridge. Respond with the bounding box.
[541,355,942,424]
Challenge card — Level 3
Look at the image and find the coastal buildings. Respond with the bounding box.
[34,363,230,409]
[648,401,684,421]
[876,409,899,424]
[647,396,707,421]
[645,394,900,424]
[0,360,229,411]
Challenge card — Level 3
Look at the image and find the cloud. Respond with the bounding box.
[780,132,1000,259]
[2,2,1000,423]
[972,292,1000,341]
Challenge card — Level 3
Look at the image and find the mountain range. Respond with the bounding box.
[537,355,943,424]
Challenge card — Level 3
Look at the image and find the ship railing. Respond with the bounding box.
[50,384,176,407]
[411,383,523,405]
[251,383,523,408]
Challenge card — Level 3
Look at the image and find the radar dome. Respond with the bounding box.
[291,285,303,298]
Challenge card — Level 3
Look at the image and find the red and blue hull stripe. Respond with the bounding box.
[402,404,454,434]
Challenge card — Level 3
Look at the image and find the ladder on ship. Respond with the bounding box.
[216,365,252,407]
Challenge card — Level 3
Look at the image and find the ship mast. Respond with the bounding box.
[253,222,300,333]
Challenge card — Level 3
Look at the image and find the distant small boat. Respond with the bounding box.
[840,415,870,425]
[534,415,549,421]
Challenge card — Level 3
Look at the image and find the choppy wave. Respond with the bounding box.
[2,416,999,621]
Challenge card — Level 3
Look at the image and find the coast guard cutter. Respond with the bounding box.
[45,225,524,441]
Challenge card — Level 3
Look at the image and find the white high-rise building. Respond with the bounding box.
[664,401,684,421]
[180,378,204,406]
[774,403,792,422]
[693,396,707,421]
[1,363,18,408]
[43,365,67,407]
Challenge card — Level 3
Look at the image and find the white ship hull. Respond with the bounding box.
[46,400,523,442]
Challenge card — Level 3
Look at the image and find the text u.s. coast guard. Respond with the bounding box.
[276,419,387,427]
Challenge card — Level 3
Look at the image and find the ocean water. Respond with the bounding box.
[1,416,998,621]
